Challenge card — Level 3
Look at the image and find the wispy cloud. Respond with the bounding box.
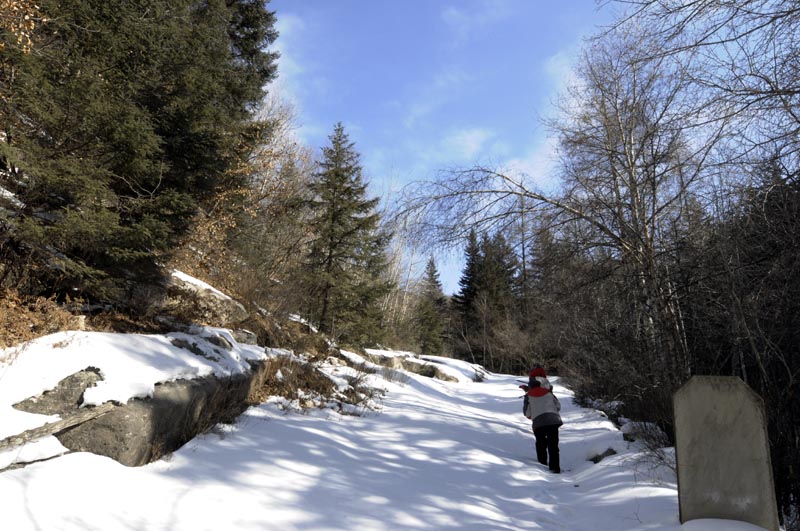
[542,48,583,106]
[402,68,471,129]
[271,13,332,145]
[441,0,513,47]
[272,14,306,105]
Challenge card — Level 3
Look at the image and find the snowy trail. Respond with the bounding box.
[0,351,686,531]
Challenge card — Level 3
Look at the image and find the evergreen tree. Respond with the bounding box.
[0,0,278,301]
[451,230,483,362]
[451,229,523,368]
[479,232,518,322]
[414,257,447,355]
[304,123,392,345]
[452,230,481,319]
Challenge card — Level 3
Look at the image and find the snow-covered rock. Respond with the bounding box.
[1,327,270,468]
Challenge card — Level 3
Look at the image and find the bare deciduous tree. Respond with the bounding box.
[617,0,800,163]
[397,26,721,384]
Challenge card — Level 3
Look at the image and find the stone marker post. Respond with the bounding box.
[673,376,780,531]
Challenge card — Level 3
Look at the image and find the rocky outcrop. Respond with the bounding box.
[13,361,269,467]
[160,272,249,326]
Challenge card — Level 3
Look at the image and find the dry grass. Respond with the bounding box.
[278,320,332,359]
[85,311,172,334]
[0,290,82,350]
[0,288,180,354]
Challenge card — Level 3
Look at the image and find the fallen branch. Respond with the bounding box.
[0,402,117,452]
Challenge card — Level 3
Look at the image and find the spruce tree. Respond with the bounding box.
[414,257,447,356]
[451,230,521,366]
[0,0,278,300]
[479,232,519,321]
[451,230,483,361]
[304,123,392,345]
[452,229,481,318]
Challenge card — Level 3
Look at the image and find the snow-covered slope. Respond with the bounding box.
[0,335,769,530]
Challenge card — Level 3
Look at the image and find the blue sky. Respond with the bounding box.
[269,0,616,293]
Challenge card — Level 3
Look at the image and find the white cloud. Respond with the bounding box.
[271,14,308,112]
[442,127,497,160]
[502,134,561,192]
[270,13,335,146]
[404,99,442,130]
[543,48,583,103]
[274,14,305,69]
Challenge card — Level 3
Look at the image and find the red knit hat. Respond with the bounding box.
[529,366,547,379]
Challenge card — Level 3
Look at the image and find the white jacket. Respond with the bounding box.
[525,388,563,430]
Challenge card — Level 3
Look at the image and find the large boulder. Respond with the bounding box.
[160,271,249,326]
[120,270,250,328]
[13,361,269,467]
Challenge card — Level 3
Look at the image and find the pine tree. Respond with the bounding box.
[414,257,447,356]
[304,123,392,345]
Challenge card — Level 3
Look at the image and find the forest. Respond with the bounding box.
[1,0,798,525]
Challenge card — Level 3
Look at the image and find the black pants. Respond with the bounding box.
[534,425,560,473]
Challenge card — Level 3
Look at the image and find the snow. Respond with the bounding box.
[420,354,489,383]
[682,522,772,531]
[171,269,234,300]
[365,347,417,359]
[289,313,319,333]
[0,336,773,530]
[1,183,24,208]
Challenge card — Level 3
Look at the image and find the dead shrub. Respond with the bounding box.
[249,355,385,414]
[250,356,335,405]
[280,320,332,358]
[626,421,675,472]
[340,363,385,409]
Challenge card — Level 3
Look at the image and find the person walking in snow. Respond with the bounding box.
[523,378,562,473]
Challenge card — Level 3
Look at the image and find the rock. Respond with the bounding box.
[170,338,210,358]
[204,333,233,351]
[231,328,258,345]
[14,368,102,417]
[159,272,249,326]
[326,356,345,366]
[589,447,617,464]
[12,361,270,467]
[363,352,458,383]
